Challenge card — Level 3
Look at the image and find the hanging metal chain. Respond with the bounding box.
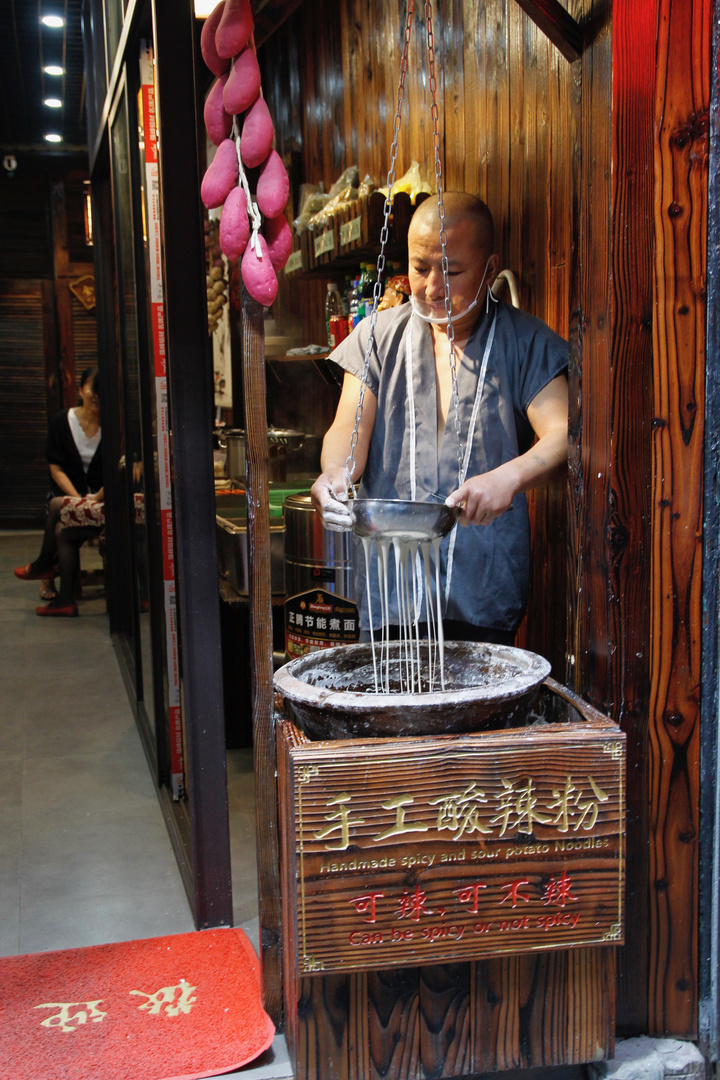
[344,0,415,493]
[425,0,464,487]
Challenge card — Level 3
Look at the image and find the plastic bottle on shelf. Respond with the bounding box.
[325,283,343,348]
[349,277,361,329]
[362,262,377,307]
[355,264,367,320]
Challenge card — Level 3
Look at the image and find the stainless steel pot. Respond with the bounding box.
[284,493,354,599]
[218,428,305,482]
[216,513,286,594]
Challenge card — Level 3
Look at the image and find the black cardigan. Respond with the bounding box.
[46,409,103,496]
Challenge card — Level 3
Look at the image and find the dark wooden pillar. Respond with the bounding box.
[647,0,709,1038]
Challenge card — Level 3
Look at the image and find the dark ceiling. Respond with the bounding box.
[0,0,305,161]
[0,0,87,155]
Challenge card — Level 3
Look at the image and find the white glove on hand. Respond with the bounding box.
[320,491,353,532]
[311,475,354,532]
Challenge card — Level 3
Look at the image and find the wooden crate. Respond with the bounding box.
[276,677,624,1079]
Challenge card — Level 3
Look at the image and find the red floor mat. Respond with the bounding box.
[0,928,275,1080]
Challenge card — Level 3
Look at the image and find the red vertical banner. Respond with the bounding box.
[140,41,184,799]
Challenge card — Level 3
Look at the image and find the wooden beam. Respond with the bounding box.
[242,290,283,1026]
[513,0,582,63]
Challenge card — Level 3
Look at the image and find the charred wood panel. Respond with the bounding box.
[362,967,421,1080]
[607,0,657,1033]
[648,0,709,1038]
[575,0,613,713]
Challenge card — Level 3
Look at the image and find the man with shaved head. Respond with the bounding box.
[311,192,568,643]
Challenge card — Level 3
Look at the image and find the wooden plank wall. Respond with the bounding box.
[260,0,578,677]
[0,280,52,522]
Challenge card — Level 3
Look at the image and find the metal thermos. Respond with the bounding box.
[283,493,354,599]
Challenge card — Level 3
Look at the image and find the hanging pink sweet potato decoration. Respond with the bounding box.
[204,75,233,146]
[201,138,239,209]
[263,213,293,272]
[200,2,230,77]
[215,0,255,60]
[219,187,250,260]
[240,96,275,169]
[241,233,279,306]
[255,150,290,219]
[223,46,261,117]
[200,2,291,305]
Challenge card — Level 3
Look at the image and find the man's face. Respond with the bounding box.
[407,220,497,333]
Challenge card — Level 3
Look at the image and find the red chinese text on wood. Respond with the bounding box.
[280,726,625,974]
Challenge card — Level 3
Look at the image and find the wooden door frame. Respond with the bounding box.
[151,0,234,929]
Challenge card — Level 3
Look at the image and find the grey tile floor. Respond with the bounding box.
[1,530,291,1079]
[1,531,592,1080]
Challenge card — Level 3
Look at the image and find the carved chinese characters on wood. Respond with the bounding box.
[279,724,625,975]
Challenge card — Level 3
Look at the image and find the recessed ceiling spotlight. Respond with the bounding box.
[44,98,62,108]
[43,65,64,76]
[44,133,62,143]
[42,15,65,27]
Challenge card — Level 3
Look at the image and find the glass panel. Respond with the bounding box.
[136,41,185,798]
[110,81,155,736]
[103,0,124,82]
[83,0,107,146]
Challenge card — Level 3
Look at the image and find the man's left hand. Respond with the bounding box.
[446,464,518,527]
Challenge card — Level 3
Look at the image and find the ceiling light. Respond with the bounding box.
[44,133,62,143]
[44,98,62,108]
[43,65,64,76]
[42,15,65,28]
[194,0,217,15]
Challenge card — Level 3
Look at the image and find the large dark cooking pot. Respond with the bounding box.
[274,640,551,740]
[218,428,305,482]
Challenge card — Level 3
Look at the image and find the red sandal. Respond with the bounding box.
[36,601,78,618]
[14,563,56,582]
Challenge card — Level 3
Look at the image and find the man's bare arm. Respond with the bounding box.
[448,373,568,526]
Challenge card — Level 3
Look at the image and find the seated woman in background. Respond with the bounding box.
[14,366,104,618]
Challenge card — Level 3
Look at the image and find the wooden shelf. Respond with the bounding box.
[283,190,428,278]
[265,352,331,362]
